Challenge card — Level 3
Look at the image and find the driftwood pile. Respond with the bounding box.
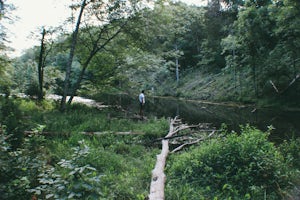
[148,116,216,200]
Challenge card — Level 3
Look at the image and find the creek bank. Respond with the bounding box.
[46,94,109,109]
[152,95,254,108]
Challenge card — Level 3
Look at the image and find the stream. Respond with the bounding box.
[96,93,300,142]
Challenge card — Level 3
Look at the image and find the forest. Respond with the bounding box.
[0,0,300,199]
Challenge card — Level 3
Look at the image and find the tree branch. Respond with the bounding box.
[171,131,215,153]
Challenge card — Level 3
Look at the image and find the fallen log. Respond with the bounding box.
[148,117,216,199]
[81,131,143,135]
[148,117,178,200]
[24,130,143,136]
[24,131,64,136]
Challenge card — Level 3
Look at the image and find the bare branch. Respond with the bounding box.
[171,131,215,153]
[269,80,279,93]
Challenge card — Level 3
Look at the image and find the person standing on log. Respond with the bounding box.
[139,90,145,119]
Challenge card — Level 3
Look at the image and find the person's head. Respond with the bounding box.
[141,90,144,93]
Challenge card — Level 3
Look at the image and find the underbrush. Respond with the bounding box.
[0,97,165,199]
[166,125,300,200]
[0,97,299,199]
[30,136,156,200]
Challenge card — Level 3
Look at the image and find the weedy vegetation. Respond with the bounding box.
[0,97,299,199]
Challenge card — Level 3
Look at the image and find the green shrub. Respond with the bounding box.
[30,140,103,199]
[18,99,39,111]
[140,118,169,140]
[167,125,299,199]
[279,138,300,168]
[0,125,47,200]
[25,81,39,97]
[0,97,25,149]
[0,84,11,97]
[32,135,156,200]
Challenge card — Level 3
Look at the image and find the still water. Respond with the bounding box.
[97,94,300,141]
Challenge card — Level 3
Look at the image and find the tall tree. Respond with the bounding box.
[0,0,14,51]
[234,1,275,98]
[60,0,145,110]
[60,0,87,111]
[197,0,226,72]
[67,21,127,105]
[264,0,300,98]
[35,27,55,100]
[0,0,14,94]
[37,28,46,100]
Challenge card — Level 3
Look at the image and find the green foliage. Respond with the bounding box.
[6,0,299,106]
[0,97,299,199]
[139,118,169,140]
[31,131,157,199]
[121,51,171,92]
[0,97,25,149]
[167,125,299,199]
[0,58,13,96]
[0,124,47,200]
[153,0,299,106]
[0,84,11,97]
[18,99,40,111]
[279,138,300,168]
[3,0,300,198]
[30,140,103,199]
[0,99,161,199]
[25,81,39,97]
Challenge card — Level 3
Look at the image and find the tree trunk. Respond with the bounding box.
[37,28,46,100]
[0,0,4,17]
[60,0,87,111]
[175,44,179,84]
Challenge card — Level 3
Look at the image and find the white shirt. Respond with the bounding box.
[139,93,145,104]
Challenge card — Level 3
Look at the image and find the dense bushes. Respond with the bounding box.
[166,125,300,199]
[0,124,46,200]
[0,97,25,149]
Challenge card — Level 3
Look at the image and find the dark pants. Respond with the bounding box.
[139,102,144,117]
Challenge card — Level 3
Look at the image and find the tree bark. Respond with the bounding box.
[149,117,179,200]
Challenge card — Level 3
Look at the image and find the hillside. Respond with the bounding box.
[154,67,300,109]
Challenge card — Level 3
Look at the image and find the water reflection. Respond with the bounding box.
[96,94,300,141]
